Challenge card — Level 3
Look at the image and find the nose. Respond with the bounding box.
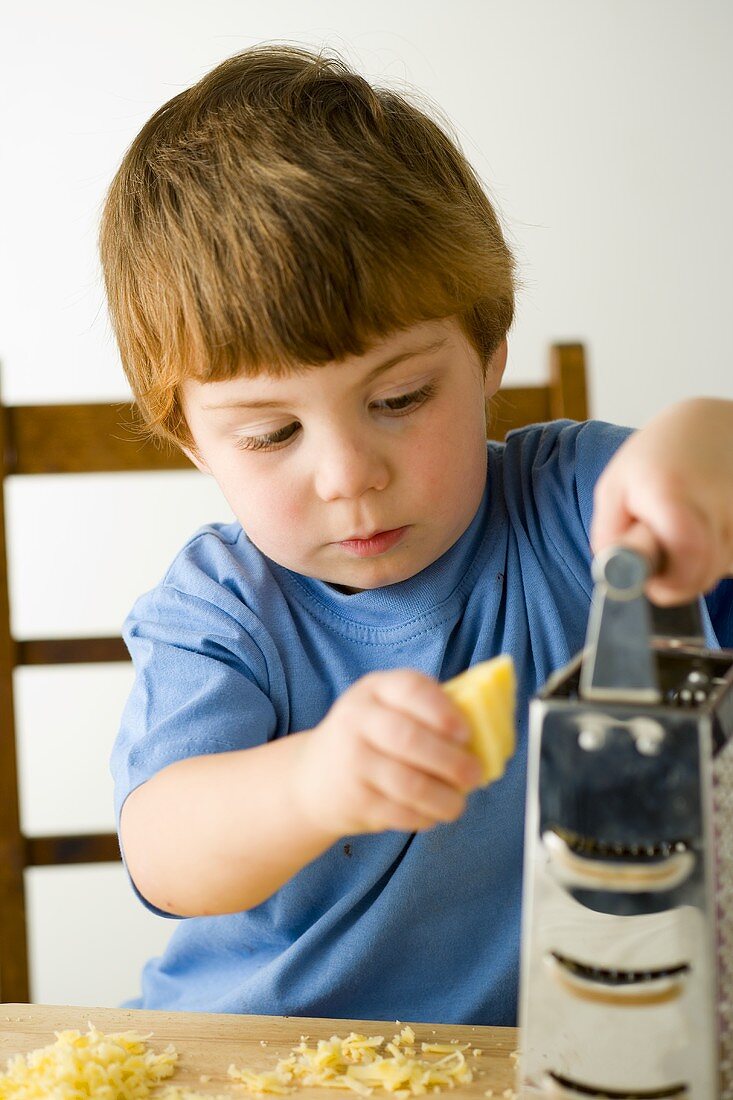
[312,427,390,502]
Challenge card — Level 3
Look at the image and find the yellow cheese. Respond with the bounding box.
[443,654,516,784]
[0,1023,481,1100]
[0,1024,177,1099]
[228,1028,475,1096]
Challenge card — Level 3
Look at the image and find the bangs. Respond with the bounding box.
[173,191,513,384]
[100,45,515,447]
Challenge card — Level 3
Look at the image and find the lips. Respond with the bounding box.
[346,529,391,541]
[338,526,409,558]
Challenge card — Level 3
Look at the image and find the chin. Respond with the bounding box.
[331,557,426,591]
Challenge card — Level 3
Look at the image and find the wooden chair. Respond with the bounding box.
[0,342,588,1003]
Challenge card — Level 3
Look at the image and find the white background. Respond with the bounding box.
[0,0,731,1008]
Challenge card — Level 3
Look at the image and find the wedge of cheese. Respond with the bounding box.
[443,654,516,784]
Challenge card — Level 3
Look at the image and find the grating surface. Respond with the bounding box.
[715,731,733,1098]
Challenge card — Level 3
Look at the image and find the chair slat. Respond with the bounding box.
[16,637,130,666]
[26,832,120,867]
[5,403,192,474]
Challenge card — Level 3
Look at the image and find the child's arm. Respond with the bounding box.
[590,397,733,604]
[120,669,482,917]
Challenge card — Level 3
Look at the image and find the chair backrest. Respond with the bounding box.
[0,342,588,1002]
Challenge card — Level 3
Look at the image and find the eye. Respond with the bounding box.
[372,381,437,415]
[234,421,301,451]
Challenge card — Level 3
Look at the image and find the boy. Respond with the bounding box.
[100,45,733,1024]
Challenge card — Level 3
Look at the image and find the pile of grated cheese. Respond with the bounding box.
[0,1023,482,1100]
[227,1026,474,1097]
[0,1023,177,1099]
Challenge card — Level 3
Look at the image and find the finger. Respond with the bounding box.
[361,706,483,792]
[636,498,716,605]
[614,521,665,577]
[590,472,633,556]
[365,669,469,741]
[361,789,440,834]
[363,746,467,824]
[592,471,718,604]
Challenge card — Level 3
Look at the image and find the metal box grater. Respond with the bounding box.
[518,546,733,1098]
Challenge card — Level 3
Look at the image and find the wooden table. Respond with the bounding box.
[0,1004,518,1097]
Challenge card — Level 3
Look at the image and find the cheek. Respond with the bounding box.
[410,439,452,492]
[408,399,486,497]
[221,461,306,539]
[275,484,306,528]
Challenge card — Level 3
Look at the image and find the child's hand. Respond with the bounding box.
[295,670,485,838]
[590,398,733,605]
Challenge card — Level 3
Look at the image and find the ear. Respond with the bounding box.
[484,338,508,401]
[181,444,212,475]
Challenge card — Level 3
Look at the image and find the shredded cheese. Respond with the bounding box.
[227,1028,474,1096]
[0,1023,489,1099]
[0,1024,177,1099]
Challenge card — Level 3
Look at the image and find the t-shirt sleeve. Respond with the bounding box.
[506,419,733,649]
[503,419,632,599]
[570,420,733,648]
[111,578,279,918]
[560,418,634,543]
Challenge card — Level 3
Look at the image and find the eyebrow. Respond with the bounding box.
[201,336,448,411]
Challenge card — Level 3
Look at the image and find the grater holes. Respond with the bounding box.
[554,826,692,861]
[549,952,690,987]
[544,1071,688,1097]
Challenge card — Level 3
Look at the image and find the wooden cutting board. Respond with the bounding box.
[0,1003,518,1097]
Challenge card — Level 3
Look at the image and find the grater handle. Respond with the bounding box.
[594,521,705,644]
[598,520,664,583]
[581,535,707,701]
[582,544,661,702]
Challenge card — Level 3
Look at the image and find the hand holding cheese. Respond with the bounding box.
[122,657,518,916]
[296,658,516,840]
[443,655,516,784]
[297,668,485,838]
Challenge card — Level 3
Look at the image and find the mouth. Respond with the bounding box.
[338,526,409,558]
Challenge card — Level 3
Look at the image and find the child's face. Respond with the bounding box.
[181,318,506,592]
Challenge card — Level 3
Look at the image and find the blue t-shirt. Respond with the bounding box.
[111,420,732,1024]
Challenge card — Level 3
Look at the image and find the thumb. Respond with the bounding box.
[589,474,634,557]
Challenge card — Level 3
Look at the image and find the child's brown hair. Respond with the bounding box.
[99,44,515,450]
